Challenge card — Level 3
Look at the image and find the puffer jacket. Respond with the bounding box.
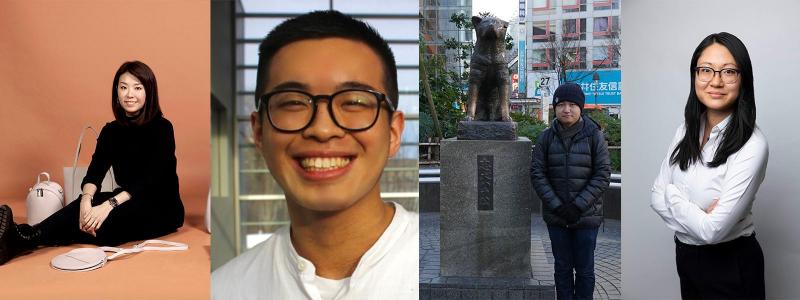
[530,116,611,228]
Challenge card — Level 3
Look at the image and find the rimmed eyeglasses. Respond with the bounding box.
[695,66,740,84]
[256,89,396,132]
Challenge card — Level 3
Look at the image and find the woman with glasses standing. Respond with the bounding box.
[650,32,768,299]
[0,61,184,264]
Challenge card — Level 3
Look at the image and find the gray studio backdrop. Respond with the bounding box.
[622,1,800,298]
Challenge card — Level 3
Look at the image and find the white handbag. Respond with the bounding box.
[50,240,188,272]
[63,126,118,203]
[26,172,65,225]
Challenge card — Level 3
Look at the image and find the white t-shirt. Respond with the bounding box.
[212,202,419,300]
[315,276,348,300]
[651,114,769,245]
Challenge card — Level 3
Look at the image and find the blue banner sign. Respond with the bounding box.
[565,69,621,105]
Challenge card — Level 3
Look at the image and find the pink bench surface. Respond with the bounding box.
[1,199,210,300]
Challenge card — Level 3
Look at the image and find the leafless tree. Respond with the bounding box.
[538,22,621,84]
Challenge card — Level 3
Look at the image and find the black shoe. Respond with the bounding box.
[16,224,41,249]
[0,205,40,265]
[0,205,17,265]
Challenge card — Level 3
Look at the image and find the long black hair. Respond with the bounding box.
[670,32,756,171]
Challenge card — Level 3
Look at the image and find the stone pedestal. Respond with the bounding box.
[439,137,532,277]
[457,121,517,140]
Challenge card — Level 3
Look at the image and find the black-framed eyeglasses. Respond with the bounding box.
[256,89,396,132]
[695,66,740,84]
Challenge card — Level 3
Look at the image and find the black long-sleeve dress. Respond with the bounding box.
[37,116,184,246]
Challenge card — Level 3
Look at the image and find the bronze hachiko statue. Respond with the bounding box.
[466,15,511,122]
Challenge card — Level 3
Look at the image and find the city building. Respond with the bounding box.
[420,0,473,74]
[525,0,621,118]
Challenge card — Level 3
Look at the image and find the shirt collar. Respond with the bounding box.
[712,113,732,133]
[351,202,408,279]
[281,202,409,289]
[281,227,317,282]
[699,112,733,139]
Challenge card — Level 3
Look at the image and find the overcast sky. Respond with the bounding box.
[473,0,518,21]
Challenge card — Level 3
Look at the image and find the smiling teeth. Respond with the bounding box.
[300,157,351,171]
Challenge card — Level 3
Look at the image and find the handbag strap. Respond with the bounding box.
[70,126,117,204]
[71,126,98,204]
[37,172,50,184]
[102,240,189,260]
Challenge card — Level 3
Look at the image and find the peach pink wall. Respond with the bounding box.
[0,0,210,223]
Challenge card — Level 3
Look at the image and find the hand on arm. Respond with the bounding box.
[79,183,97,232]
[558,203,582,224]
[705,197,719,214]
[82,191,132,236]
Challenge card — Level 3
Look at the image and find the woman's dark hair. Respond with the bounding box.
[111,61,162,126]
[670,32,756,171]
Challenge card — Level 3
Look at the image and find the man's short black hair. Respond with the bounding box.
[255,10,399,112]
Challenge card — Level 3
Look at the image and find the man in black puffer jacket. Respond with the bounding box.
[531,83,610,300]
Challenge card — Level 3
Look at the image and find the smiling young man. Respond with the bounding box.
[211,11,418,300]
[531,83,610,300]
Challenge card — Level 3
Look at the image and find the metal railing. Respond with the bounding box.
[419,137,440,166]
[421,138,621,172]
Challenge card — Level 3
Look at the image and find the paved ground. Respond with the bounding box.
[420,212,621,300]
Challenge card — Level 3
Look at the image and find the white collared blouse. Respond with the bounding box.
[651,114,769,245]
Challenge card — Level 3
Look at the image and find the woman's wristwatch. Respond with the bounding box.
[108,197,119,208]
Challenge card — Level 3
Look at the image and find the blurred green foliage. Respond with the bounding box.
[511,112,548,143]
[587,110,621,172]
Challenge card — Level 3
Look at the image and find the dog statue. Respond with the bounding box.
[465,15,512,122]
